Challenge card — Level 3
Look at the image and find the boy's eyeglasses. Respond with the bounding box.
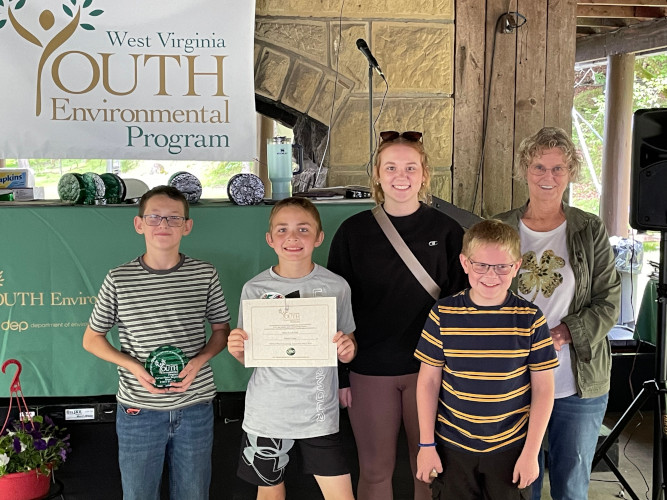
[467,258,515,275]
[379,131,423,143]
[527,165,569,177]
[142,215,188,227]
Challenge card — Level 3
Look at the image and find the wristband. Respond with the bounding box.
[418,442,437,447]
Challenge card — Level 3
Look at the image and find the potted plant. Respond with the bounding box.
[0,415,71,500]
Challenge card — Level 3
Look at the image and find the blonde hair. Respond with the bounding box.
[371,138,431,204]
[516,126,582,182]
[268,196,323,234]
[462,219,522,261]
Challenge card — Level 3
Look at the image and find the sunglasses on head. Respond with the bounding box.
[379,131,423,143]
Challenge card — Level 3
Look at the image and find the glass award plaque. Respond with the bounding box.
[145,345,188,388]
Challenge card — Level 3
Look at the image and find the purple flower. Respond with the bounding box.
[12,437,21,453]
[1,415,71,474]
[44,415,54,427]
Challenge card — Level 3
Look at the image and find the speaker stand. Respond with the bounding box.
[593,231,667,500]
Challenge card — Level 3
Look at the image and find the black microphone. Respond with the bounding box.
[356,38,384,77]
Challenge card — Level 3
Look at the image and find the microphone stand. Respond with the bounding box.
[367,64,374,171]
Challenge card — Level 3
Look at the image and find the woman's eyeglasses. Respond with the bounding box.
[467,258,515,275]
[142,215,188,227]
[527,164,569,177]
[379,131,423,143]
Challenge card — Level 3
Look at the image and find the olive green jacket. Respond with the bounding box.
[495,202,621,398]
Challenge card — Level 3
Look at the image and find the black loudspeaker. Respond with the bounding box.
[631,108,667,230]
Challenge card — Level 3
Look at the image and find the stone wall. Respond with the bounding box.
[254,0,456,200]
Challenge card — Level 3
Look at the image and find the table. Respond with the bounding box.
[635,278,659,345]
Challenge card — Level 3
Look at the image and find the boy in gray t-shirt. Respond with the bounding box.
[228,197,356,500]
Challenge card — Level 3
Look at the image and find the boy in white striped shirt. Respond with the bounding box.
[83,185,230,500]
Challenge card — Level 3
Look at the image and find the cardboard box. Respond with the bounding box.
[11,187,44,200]
[0,169,34,188]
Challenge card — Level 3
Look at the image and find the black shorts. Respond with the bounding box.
[430,444,531,500]
[237,431,349,487]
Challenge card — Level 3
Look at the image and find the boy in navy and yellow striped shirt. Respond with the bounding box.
[414,219,558,500]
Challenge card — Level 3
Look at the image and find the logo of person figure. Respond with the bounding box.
[0,0,105,115]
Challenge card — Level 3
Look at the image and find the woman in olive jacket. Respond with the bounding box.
[494,127,620,500]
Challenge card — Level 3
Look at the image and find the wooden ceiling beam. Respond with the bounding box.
[635,7,667,16]
[577,5,666,17]
[577,26,619,35]
[578,1,667,6]
[577,16,637,27]
[577,6,634,17]
[576,16,667,62]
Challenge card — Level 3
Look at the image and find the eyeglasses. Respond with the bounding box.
[379,131,423,143]
[467,258,515,275]
[142,215,188,227]
[527,164,569,177]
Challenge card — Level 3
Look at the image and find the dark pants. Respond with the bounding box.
[430,445,531,500]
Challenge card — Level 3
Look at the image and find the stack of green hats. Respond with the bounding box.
[58,172,127,204]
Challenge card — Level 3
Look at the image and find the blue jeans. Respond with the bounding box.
[532,393,608,500]
[116,401,214,500]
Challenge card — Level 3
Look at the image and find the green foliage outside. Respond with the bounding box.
[571,54,667,216]
[4,158,244,199]
[201,161,245,187]
[571,54,667,263]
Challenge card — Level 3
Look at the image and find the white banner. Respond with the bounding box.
[0,0,257,161]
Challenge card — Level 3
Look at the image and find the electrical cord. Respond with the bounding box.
[470,13,502,213]
[471,10,527,213]
[501,11,526,32]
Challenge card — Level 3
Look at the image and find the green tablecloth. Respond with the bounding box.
[0,200,370,397]
[635,278,658,344]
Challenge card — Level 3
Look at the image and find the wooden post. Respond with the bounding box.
[513,1,547,209]
[453,0,485,214]
[600,53,634,237]
[545,0,577,134]
[481,0,517,218]
[0,159,5,168]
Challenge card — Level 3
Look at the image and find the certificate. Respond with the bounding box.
[242,297,337,367]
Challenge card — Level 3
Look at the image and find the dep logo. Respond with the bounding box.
[2,320,29,332]
[0,270,28,332]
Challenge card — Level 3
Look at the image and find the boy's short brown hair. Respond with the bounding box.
[139,185,189,219]
[462,219,522,261]
[268,197,323,233]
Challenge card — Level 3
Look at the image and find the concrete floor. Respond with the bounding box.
[540,411,655,500]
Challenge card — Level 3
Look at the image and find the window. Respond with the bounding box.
[3,158,250,200]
